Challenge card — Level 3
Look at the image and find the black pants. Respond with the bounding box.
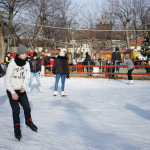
[7,90,31,125]
[128,68,134,80]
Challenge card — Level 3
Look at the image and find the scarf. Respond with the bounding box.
[14,55,26,66]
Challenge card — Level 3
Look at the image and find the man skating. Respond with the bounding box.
[4,44,38,141]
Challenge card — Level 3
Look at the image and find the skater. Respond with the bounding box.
[52,51,69,96]
[28,52,42,93]
[119,54,135,84]
[4,44,37,141]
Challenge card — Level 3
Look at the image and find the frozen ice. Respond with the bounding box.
[0,77,150,150]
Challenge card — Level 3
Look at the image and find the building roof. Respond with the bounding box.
[37,50,60,54]
[100,49,135,54]
[130,36,144,46]
[120,49,134,53]
[100,50,114,54]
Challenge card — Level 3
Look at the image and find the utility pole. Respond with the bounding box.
[72,29,75,60]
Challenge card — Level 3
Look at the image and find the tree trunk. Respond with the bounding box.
[135,33,139,49]
[0,15,6,63]
[124,22,130,49]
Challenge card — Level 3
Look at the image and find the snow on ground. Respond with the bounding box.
[0,77,150,150]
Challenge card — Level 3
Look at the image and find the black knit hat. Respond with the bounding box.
[33,52,37,57]
[115,47,119,51]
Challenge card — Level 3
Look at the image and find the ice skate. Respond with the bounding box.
[130,80,134,84]
[61,91,67,97]
[53,91,57,96]
[14,124,22,141]
[25,118,38,132]
[39,86,42,92]
[28,87,31,93]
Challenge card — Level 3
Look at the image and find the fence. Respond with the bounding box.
[1,61,150,77]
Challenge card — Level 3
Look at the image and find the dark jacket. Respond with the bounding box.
[29,59,41,73]
[52,56,69,75]
[111,52,121,63]
[0,64,5,77]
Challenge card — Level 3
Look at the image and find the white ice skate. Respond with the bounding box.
[61,91,67,97]
[53,91,57,96]
[130,80,134,84]
[28,87,31,93]
[127,80,134,85]
[39,86,42,92]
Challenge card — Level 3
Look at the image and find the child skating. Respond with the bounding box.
[119,54,135,84]
[4,44,38,141]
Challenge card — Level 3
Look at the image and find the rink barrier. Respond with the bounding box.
[45,65,150,76]
[1,62,150,75]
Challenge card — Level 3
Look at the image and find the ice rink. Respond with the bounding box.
[0,77,150,150]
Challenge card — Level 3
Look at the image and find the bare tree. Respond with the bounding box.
[0,0,33,45]
[132,0,150,49]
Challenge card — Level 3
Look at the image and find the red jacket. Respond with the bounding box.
[50,58,54,66]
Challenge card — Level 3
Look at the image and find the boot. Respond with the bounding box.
[53,91,57,96]
[25,118,38,132]
[39,86,42,92]
[14,124,22,141]
[28,87,31,93]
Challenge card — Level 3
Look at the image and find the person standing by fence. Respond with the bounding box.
[4,52,11,69]
[50,57,54,72]
[111,47,121,77]
[39,55,47,77]
[119,54,135,84]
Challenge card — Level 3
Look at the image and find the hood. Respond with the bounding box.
[125,54,129,59]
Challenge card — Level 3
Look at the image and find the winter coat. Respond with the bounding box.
[50,58,54,66]
[29,59,41,73]
[119,54,134,71]
[95,62,100,66]
[52,56,69,75]
[111,52,121,63]
[0,64,5,76]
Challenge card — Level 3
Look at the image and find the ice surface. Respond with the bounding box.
[0,77,150,150]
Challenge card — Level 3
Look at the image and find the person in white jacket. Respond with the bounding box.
[4,44,37,141]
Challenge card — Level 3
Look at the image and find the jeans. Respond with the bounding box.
[7,90,31,125]
[55,74,66,92]
[29,72,41,87]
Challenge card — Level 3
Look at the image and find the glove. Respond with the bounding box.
[66,74,70,79]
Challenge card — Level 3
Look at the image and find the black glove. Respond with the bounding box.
[66,74,70,79]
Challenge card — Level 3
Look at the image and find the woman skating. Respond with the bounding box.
[52,51,69,96]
